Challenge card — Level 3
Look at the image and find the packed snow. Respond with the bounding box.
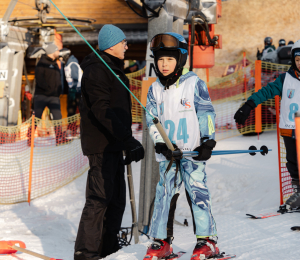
[1,131,300,260]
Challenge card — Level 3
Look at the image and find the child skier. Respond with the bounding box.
[144,32,218,260]
[234,40,300,208]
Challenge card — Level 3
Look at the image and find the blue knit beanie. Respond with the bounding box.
[98,24,126,51]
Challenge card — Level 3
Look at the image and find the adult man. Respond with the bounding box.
[32,43,68,145]
[74,25,144,260]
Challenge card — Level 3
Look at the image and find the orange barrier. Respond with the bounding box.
[295,112,300,184]
[254,60,262,134]
[275,96,284,205]
[28,113,35,205]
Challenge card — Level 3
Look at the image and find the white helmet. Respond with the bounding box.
[291,40,300,71]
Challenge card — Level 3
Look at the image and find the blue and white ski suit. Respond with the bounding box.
[146,69,217,239]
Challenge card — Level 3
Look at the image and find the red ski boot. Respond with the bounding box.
[190,237,219,260]
[143,239,172,260]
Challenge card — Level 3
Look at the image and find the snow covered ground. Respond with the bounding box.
[1,131,300,260]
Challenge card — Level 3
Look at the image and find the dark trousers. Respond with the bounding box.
[283,136,299,182]
[67,93,81,117]
[34,94,62,120]
[75,151,126,258]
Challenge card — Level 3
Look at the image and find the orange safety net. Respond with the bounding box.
[278,136,292,203]
[0,114,88,204]
[0,67,146,204]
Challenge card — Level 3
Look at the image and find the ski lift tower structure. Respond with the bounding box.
[136,0,222,234]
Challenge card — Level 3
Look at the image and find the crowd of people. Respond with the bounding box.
[257,36,295,64]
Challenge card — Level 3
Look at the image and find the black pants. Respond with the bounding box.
[67,93,81,117]
[283,136,299,182]
[75,151,126,258]
[34,94,62,120]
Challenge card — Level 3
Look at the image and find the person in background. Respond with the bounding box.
[60,48,82,137]
[279,39,286,47]
[257,37,276,60]
[234,40,300,210]
[31,43,69,145]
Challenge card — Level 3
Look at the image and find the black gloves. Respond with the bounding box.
[234,100,256,125]
[155,143,182,161]
[123,136,144,165]
[155,143,169,155]
[192,139,216,161]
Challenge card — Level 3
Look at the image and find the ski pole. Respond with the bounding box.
[177,145,271,157]
[49,0,175,151]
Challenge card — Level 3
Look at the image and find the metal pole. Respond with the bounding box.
[138,112,147,230]
[143,129,154,227]
[6,94,9,126]
[2,0,18,22]
[126,163,139,244]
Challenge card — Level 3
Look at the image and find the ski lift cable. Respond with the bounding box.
[48,0,155,121]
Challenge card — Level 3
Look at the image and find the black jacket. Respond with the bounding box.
[35,54,62,97]
[79,50,132,155]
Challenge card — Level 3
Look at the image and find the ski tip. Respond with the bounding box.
[291,226,300,231]
[246,214,260,219]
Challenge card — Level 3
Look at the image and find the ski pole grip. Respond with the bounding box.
[153,118,175,151]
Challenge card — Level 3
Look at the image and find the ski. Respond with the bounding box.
[291,226,300,231]
[214,254,236,260]
[191,252,236,260]
[246,212,281,219]
[143,251,186,260]
[246,206,300,219]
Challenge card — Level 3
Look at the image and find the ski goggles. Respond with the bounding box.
[150,34,188,51]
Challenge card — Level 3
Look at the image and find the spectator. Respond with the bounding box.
[257,37,276,60]
[74,24,144,260]
[279,39,286,47]
[60,48,82,137]
[32,43,69,145]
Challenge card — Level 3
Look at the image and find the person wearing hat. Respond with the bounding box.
[31,43,68,145]
[74,24,144,260]
[235,40,300,210]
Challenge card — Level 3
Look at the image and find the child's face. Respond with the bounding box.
[295,56,300,71]
[157,57,177,76]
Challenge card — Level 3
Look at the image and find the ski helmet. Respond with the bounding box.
[150,32,188,78]
[278,39,286,47]
[291,40,300,71]
[264,37,273,46]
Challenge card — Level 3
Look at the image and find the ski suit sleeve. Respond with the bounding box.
[82,65,132,141]
[194,78,216,142]
[248,74,284,107]
[70,63,79,89]
[146,84,164,144]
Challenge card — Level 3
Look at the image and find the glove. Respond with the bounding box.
[155,143,169,155]
[234,100,256,125]
[155,143,181,161]
[123,136,144,165]
[192,139,216,161]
